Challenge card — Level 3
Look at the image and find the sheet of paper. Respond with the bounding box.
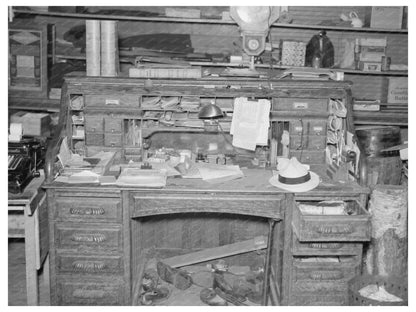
[197,164,244,184]
[230,97,270,151]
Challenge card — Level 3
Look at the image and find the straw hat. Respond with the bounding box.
[269,157,320,192]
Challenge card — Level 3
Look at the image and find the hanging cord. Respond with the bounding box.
[216,120,239,156]
[299,119,304,161]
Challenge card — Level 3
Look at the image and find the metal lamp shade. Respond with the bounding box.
[198,104,224,119]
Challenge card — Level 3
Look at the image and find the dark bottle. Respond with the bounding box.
[305,30,334,68]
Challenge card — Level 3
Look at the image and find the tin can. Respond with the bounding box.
[381,56,391,71]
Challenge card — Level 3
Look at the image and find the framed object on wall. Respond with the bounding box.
[8,23,48,98]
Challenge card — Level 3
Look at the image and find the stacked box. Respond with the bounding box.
[281,41,306,67]
[387,77,408,103]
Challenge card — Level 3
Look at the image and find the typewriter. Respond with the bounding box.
[8,138,45,194]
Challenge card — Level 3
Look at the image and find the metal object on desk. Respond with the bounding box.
[8,138,45,193]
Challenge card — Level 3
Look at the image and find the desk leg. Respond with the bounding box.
[24,208,39,306]
[262,219,276,306]
[42,253,50,305]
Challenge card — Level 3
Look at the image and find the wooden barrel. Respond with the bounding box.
[355,126,401,157]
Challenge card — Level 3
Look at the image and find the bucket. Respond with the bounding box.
[355,126,401,157]
[356,126,402,186]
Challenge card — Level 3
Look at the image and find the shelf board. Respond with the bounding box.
[13,9,408,34]
[49,54,409,76]
[353,111,408,126]
[8,97,61,112]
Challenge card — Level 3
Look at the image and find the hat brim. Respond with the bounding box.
[269,171,320,192]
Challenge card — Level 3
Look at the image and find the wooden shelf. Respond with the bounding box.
[13,8,408,34]
[353,111,408,126]
[8,97,60,112]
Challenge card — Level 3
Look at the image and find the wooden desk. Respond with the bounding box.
[43,168,370,306]
[8,171,49,305]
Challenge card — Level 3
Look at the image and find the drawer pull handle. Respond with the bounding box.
[308,243,342,249]
[72,289,106,299]
[315,225,353,234]
[309,270,343,280]
[71,233,107,243]
[70,207,105,215]
[72,260,107,272]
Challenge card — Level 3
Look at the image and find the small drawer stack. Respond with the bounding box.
[273,97,329,165]
[48,191,127,305]
[286,200,371,305]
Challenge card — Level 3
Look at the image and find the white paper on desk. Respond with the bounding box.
[198,164,244,184]
[67,170,100,183]
[230,97,270,151]
[116,168,167,187]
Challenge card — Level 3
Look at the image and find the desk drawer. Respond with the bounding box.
[85,116,104,132]
[54,197,121,222]
[57,280,125,305]
[104,116,123,133]
[292,235,362,256]
[56,254,124,275]
[289,135,326,151]
[85,94,139,108]
[104,133,123,147]
[85,132,104,146]
[55,224,122,252]
[273,98,328,113]
[292,257,358,282]
[132,194,283,219]
[292,200,371,242]
[290,294,347,306]
[290,150,326,164]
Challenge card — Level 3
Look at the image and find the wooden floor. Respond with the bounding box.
[8,239,49,306]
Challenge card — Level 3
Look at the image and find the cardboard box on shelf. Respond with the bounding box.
[281,41,306,67]
[371,6,404,29]
[387,77,408,103]
[10,112,51,137]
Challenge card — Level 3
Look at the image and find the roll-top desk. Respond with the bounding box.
[44,75,370,305]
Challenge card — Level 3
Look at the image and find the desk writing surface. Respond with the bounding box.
[43,166,369,196]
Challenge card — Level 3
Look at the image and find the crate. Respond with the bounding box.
[281,41,306,67]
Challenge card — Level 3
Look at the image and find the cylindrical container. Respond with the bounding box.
[86,20,101,76]
[381,56,391,71]
[356,126,402,185]
[355,126,401,157]
[100,20,119,77]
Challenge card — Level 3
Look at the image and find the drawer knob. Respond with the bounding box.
[315,225,353,234]
[72,260,107,272]
[72,289,106,299]
[71,233,107,243]
[309,270,343,280]
[70,207,105,215]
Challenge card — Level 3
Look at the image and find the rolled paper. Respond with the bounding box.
[86,20,101,76]
[10,123,23,136]
[100,20,119,77]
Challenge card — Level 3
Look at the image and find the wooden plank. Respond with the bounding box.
[163,235,267,268]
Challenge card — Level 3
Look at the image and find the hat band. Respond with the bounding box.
[278,172,311,185]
